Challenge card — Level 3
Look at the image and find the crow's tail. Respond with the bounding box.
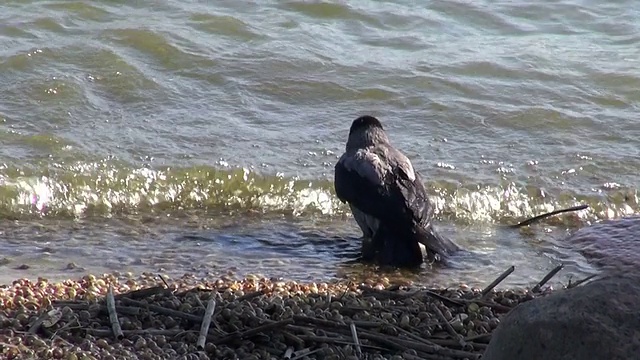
[414,225,461,263]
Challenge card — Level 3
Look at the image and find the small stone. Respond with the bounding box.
[31,337,47,348]
[96,339,109,349]
[78,310,91,322]
[451,318,464,332]
[155,335,166,347]
[204,343,216,353]
[400,314,411,328]
[17,264,30,270]
[134,337,147,350]
[443,309,453,320]
[52,348,65,359]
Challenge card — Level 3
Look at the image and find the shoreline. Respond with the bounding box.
[0,268,590,360]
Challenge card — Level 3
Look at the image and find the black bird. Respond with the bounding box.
[334,115,460,268]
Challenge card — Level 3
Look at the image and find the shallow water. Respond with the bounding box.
[1,0,638,288]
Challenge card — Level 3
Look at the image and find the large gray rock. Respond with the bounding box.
[564,216,640,271]
[483,273,640,360]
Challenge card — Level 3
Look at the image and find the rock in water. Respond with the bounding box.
[483,273,640,360]
[563,216,640,271]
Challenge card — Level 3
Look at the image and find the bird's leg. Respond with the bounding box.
[371,226,398,266]
[361,237,377,262]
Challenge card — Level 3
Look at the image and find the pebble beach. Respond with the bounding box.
[1,1,636,358]
[0,268,577,360]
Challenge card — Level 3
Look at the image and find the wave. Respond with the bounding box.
[0,161,636,224]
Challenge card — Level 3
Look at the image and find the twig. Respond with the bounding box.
[427,338,489,350]
[532,264,564,292]
[429,303,467,350]
[481,266,515,297]
[423,290,465,307]
[392,323,440,348]
[358,285,420,300]
[52,302,141,316]
[119,297,202,323]
[293,315,345,328]
[290,348,324,360]
[86,329,192,337]
[292,315,480,359]
[357,327,480,359]
[284,347,295,359]
[27,312,48,334]
[211,318,293,345]
[282,330,306,349]
[465,332,492,343]
[349,322,362,358]
[106,285,124,340]
[295,334,388,351]
[567,274,597,289]
[114,285,171,300]
[192,293,205,309]
[196,298,216,350]
[509,204,588,228]
[404,353,450,360]
[158,274,171,289]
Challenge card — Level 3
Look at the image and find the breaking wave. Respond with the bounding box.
[1,161,637,225]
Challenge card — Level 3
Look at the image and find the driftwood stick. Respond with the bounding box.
[282,330,306,349]
[357,327,480,359]
[106,285,124,340]
[284,347,295,359]
[358,285,420,300]
[114,286,171,300]
[349,321,363,358]
[158,274,171,289]
[464,332,492,343]
[292,315,346,329]
[481,266,515,297]
[196,298,216,350]
[427,338,489,350]
[28,310,53,334]
[86,328,191,337]
[52,302,141,316]
[51,300,83,306]
[119,297,202,323]
[423,290,465,307]
[509,204,589,228]
[211,318,293,345]
[290,348,324,360]
[392,323,440,347]
[292,315,480,359]
[430,303,467,349]
[404,353,451,360]
[532,264,564,292]
[294,334,388,351]
[567,274,597,289]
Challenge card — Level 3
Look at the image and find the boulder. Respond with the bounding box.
[483,272,640,360]
[563,216,640,271]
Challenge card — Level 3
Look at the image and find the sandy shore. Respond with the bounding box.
[0,269,566,360]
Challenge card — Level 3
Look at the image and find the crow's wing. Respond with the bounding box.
[334,147,427,227]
